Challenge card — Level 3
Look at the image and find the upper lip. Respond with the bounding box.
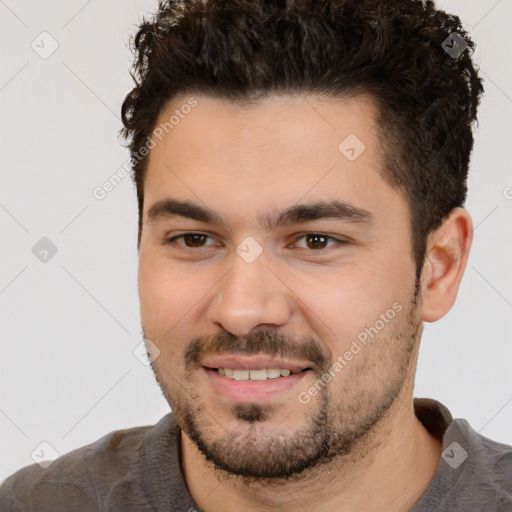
[202,354,313,373]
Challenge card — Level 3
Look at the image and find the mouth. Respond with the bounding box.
[201,355,314,403]
[211,367,307,381]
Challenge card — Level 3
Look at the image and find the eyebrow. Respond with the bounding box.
[146,198,374,230]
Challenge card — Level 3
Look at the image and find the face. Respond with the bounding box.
[138,93,422,480]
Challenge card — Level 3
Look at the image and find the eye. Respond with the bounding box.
[166,232,218,248]
[165,232,348,251]
[293,233,346,250]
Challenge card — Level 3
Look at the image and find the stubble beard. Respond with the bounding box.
[148,290,421,483]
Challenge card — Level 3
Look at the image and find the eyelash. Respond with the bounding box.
[165,232,348,251]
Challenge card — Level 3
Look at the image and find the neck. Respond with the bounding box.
[180,390,442,512]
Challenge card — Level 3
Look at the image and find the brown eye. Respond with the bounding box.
[305,234,329,249]
[294,233,344,250]
[182,233,207,247]
[167,233,216,248]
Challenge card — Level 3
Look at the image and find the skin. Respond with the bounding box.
[138,93,473,511]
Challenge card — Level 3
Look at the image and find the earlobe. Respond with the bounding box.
[421,208,473,322]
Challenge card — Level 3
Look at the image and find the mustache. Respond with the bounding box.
[184,329,329,372]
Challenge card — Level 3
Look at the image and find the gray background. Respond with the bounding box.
[1,0,511,481]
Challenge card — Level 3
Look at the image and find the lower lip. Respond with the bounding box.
[204,367,310,403]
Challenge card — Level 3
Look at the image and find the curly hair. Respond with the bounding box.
[120,0,484,273]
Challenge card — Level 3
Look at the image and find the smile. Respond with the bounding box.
[214,367,302,381]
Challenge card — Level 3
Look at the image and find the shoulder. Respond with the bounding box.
[451,418,512,472]
[0,415,175,512]
[439,419,512,510]
[412,399,512,512]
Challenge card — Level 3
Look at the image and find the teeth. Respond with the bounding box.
[266,368,281,379]
[234,370,249,381]
[250,369,269,380]
[217,368,295,381]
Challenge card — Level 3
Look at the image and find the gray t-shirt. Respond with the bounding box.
[1,398,511,511]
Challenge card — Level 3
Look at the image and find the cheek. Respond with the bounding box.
[138,253,179,326]
[296,264,407,348]
[138,253,214,331]
[138,258,196,366]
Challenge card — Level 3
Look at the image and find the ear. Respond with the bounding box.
[421,207,473,322]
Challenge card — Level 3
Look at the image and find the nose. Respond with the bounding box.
[208,251,293,338]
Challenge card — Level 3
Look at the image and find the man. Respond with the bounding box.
[1,0,511,510]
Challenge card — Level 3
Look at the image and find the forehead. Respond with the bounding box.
[142,93,405,230]
[148,92,381,167]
